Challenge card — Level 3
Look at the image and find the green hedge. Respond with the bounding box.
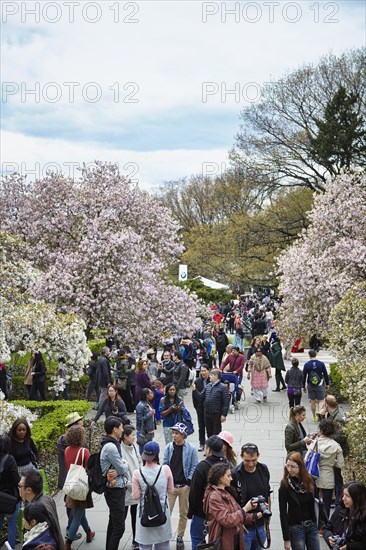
[329,362,347,402]
[12,400,91,451]
[9,375,90,401]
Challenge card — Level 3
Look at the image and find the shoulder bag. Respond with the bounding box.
[304,439,320,478]
[63,448,89,501]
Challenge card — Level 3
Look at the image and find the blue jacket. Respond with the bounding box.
[135,401,154,433]
[163,441,198,482]
[100,436,128,488]
[303,359,329,386]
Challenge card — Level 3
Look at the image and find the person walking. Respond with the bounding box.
[231,443,271,550]
[192,369,230,437]
[279,451,320,550]
[163,422,198,550]
[100,416,129,550]
[285,358,304,407]
[203,462,256,550]
[303,349,329,421]
[270,337,287,392]
[121,424,142,550]
[85,352,99,407]
[247,348,272,404]
[215,328,229,365]
[132,441,174,550]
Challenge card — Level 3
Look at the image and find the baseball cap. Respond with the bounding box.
[205,435,224,457]
[169,422,188,435]
[141,441,160,461]
[218,430,234,449]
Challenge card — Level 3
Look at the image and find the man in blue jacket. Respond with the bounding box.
[163,422,198,550]
[303,349,329,421]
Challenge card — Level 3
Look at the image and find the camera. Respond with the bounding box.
[251,495,272,518]
[332,535,346,550]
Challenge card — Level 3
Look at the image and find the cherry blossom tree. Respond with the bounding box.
[276,171,366,343]
[0,231,91,389]
[0,163,205,345]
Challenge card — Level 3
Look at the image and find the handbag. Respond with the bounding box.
[63,448,89,501]
[114,378,127,391]
[304,439,320,478]
[197,540,221,550]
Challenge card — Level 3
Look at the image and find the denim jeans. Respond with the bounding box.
[244,525,266,550]
[67,507,90,541]
[0,502,20,548]
[104,486,126,550]
[190,514,206,550]
[289,522,320,550]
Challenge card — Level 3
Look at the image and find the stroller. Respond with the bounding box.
[221,373,240,413]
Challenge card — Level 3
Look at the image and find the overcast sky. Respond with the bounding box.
[1,0,365,189]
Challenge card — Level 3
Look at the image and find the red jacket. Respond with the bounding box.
[221,353,245,374]
[203,485,245,550]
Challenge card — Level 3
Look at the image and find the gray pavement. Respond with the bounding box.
[52,349,334,550]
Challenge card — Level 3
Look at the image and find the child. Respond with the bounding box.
[23,500,57,550]
[152,380,164,424]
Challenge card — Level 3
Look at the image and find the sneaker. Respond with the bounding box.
[255,400,261,404]
[176,536,184,549]
[263,396,267,401]
[198,444,205,451]
[272,389,280,392]
[132,541,139,549]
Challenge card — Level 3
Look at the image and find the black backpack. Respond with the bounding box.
[87,440,121,494]
[308,362,321,386]
[216,333,226,348]
[139,467,167,527]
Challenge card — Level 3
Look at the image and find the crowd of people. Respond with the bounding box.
[0,295,365,550]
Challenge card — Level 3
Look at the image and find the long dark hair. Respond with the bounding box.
[207,462,237,499]
[33,352,45,368]
[345,482,366,533]
[0,435,12,455]
[105,384,123,405]
[162,383,180,407]
[9,417,32,446]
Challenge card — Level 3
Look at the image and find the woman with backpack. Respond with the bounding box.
[132,441,174,550]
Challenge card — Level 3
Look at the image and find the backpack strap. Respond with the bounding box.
[139,466,162,488]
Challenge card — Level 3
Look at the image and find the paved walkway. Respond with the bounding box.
[50,349,336,550]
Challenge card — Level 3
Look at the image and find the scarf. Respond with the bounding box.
[288,475,306,494]
[251,354,270,372]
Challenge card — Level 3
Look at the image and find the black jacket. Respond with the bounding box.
[323,505,348,547]
[278,481,317,541]
[173,361,189,390]
[192,376,209,411]
[0,453,20,497]
[193,381,230,416]
[93,397,129,424]
[188,455,228,518]
[96,355,112,388]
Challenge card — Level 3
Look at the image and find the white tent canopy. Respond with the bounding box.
[194,276,230,290]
